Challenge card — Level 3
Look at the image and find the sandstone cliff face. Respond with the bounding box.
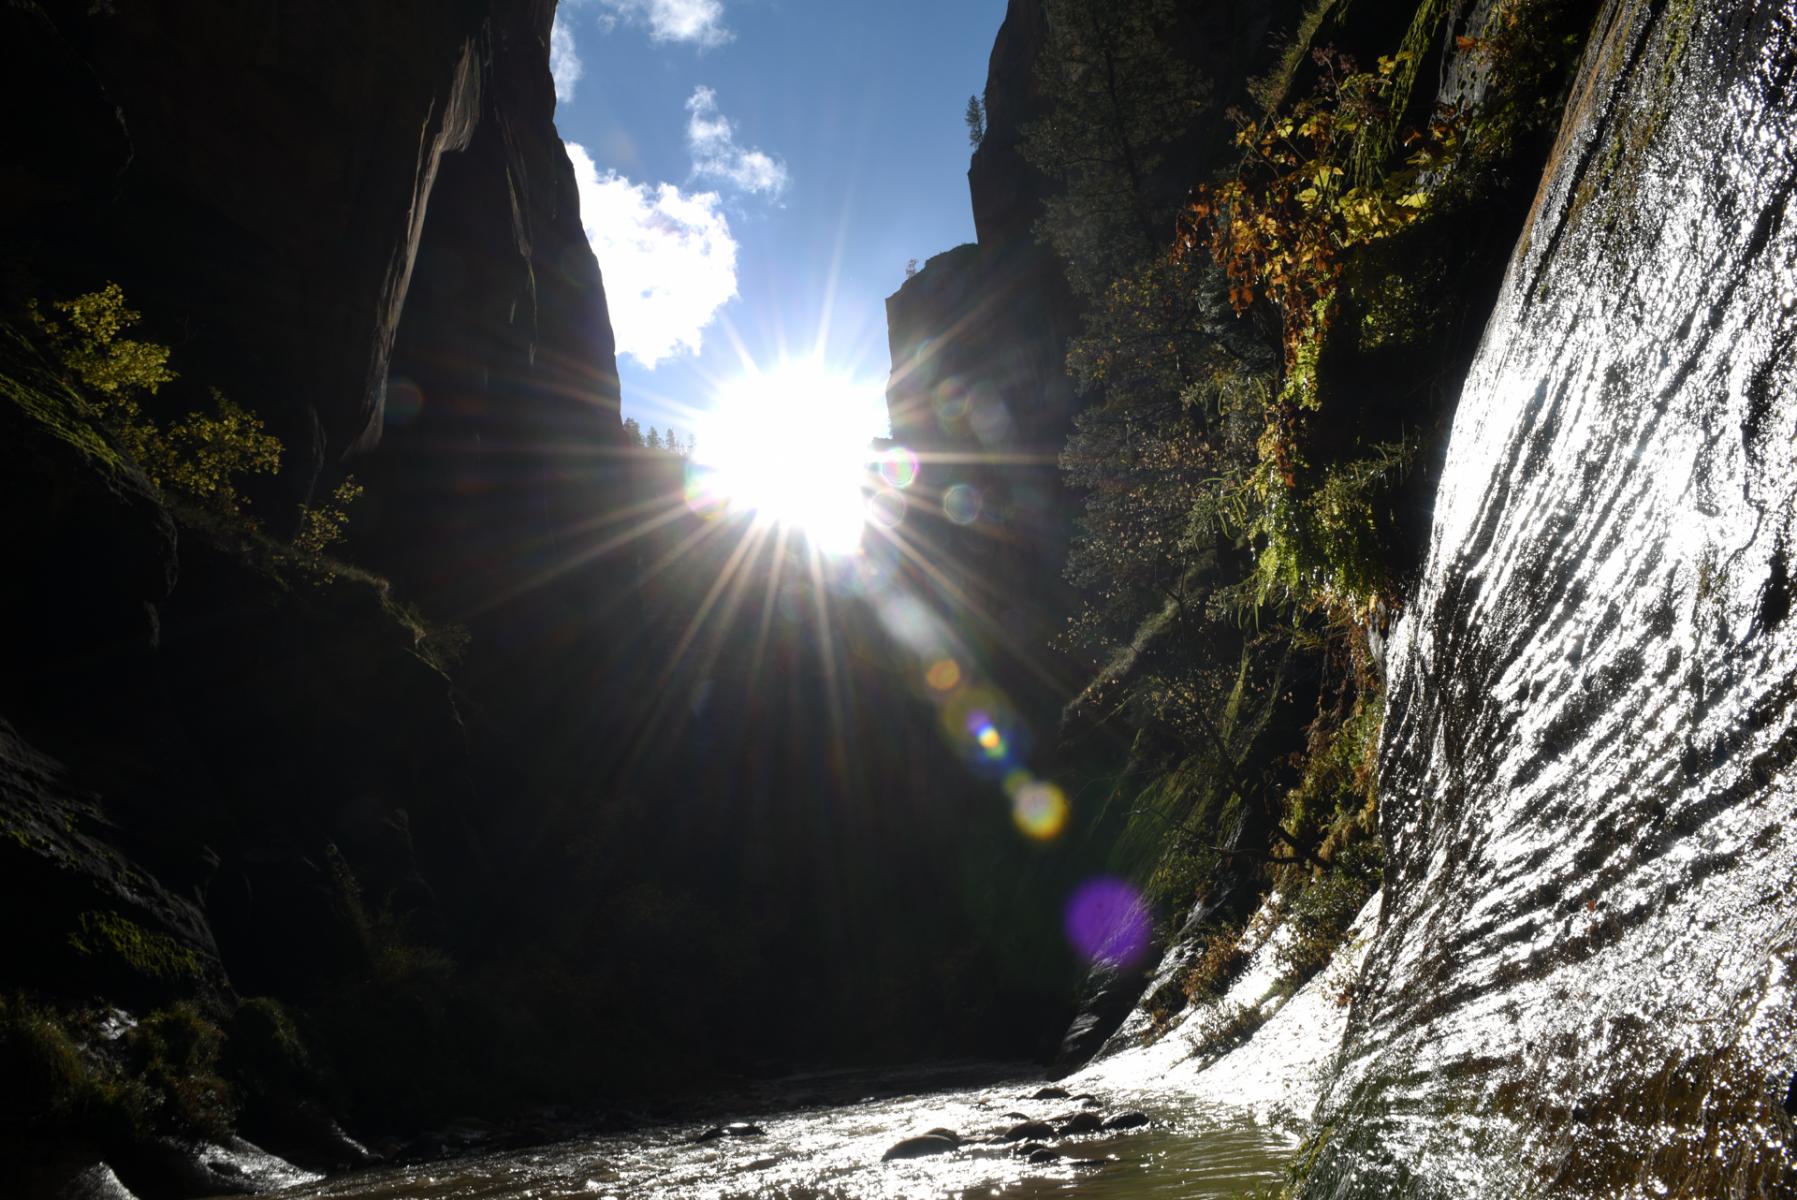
[1306,1,1797,1192]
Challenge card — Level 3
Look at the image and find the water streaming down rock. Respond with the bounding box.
[1305,0,1797,1193]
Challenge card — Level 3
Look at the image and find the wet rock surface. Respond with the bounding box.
[1308,1,1797,1194]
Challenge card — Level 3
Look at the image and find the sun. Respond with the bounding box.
[686,360,887,553]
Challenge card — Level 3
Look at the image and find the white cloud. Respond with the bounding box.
[566,142,739,369]
[685,86,789,196]
[550,12,583,102]
[594,0,730,47]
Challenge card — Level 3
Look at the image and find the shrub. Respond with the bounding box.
[0,993,90,1126]
[1273,865,1375,988]
[1182,922,1250,1002]
[223,997,316,1105]
[294,476,364,557]
[30,283,282,516]
[127,1004,235,1138]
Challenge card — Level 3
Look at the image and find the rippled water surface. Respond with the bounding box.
[268,1071,1291,1200]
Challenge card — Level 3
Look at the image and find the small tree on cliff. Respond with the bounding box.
[964,95,986,148]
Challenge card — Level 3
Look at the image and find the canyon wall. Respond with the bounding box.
[1306,1,1797,1194]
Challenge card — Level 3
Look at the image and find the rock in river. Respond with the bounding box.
[1002,1120,1055,1142]
[882,1134,958,1161]
[1058,1112,1103,1135]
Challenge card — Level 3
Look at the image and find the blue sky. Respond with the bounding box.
[550,0,1009,445]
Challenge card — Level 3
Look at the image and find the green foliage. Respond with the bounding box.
[67,910,203,987]
[160,389,283,511]
[126,1004,235,1138]
[223,997,316,1106]
[1172,48,1465,617]
[295,475,365,557]
[0,994,92,1127]
[31,282,176,404]
[1280,689,1384,860]
[1041,0,1589,981]
[30,283,282,517]
[1272,861,1376,989]
[623,416,644,446]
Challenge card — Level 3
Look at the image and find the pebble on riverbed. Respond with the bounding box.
[1102,1111,1149,1131]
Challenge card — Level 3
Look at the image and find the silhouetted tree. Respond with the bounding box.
[965,94,985,148]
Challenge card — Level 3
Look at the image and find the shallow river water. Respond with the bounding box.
[262,1069,1292,1200]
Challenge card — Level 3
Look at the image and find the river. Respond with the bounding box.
[252,1066,1293,1200]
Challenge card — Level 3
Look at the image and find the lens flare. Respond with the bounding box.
[971,716,1005,758]
[878,447,920,489]
[1012,780,1069,840]
[683,463,730,519]
[385,377,426,428]
[969,391,1013,445]
[943,483,981,525]
[939,687,1020,772]
[868,488,907,530]
[1064,877,1152,967]
[827,551,894,597]
[925,658,962,691]
[934,379,969,422]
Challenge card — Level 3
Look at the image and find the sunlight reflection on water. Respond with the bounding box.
[270,1071,1292,1200]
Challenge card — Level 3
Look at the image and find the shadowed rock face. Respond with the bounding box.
[356,0,627,623]
[0,0,621,520]
[0,0,613,1017]
[1308,1,1797,1194]
[348,0,634,782]
[1,0,495,494]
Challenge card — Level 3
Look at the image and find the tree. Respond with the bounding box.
[964,95,985,148]
[623,417,644,447]
[646,426,664,452]
[1019,0,1237,654]
[1021,0,1208,299]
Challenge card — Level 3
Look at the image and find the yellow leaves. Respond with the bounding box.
[33,284,283,518]
[295,476,365,558]
[1376,50,1414,77]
